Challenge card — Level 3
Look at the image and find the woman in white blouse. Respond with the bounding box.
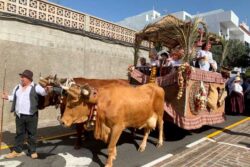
[196,43,217,71]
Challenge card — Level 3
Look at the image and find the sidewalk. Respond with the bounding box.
[155,117,250,167]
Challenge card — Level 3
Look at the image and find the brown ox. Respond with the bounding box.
[61,78,129,149]
[39,76,129,149]
[61,83,165,167]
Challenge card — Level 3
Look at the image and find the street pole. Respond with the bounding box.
[0,59,7,153]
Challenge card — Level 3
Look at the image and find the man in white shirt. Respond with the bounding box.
[2,69,48,159]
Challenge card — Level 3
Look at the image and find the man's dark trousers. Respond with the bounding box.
[13,113,38,154]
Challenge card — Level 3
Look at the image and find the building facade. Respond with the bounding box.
[117,9,250,46]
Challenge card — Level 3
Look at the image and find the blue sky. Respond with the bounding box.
[51,0,250,24]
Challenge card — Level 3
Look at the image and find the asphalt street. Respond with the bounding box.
[0,114,248,167]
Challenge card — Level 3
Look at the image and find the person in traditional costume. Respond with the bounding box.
[158,51,171,76]
[196,43,217,71]
[168,46,184,67]
[159,51,170,67]
[138,57,150,67]
[229,76,245,114]
[149,48,160,67]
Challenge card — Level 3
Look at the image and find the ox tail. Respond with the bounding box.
[94,110,110,143]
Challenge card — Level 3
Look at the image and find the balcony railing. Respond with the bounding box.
[0,0,149,46]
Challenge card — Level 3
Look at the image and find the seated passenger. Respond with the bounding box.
[149,48,160,67]
[159,51,170,67]
[138,57,150,67]
[168,46,184,67]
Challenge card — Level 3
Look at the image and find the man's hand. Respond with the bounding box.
[45,86,53,93]
[2,92,8,100]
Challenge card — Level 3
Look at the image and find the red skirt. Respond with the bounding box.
[230,91,245,114]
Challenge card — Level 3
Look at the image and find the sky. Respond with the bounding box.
[51,0,250,24]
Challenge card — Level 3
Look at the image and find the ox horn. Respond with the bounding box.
[61,85,69,90]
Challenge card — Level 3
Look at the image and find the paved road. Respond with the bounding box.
[155,117,250,167]
[0,115,248,167]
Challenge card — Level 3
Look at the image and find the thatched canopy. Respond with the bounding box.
[135,15,187,49]
[134,15,221,65]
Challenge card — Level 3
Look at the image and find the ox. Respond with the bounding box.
[61,83,165,167]
[39,76,129,149]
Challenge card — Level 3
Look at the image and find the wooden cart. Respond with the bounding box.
[129,15,227,130]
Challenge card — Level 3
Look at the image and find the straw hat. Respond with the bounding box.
[234,76,241,82]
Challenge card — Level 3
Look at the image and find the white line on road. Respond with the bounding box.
[141,154,173,167]
[206,138,216,142]
[206,137,250,150]
[186,137,207,148]
[0,154,23,167]
[58,152,92,167]
[217,142,250,150]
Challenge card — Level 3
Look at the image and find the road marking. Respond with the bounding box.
[0,151,92,166]
[186,117,250,148]
[206,138,216,142]
[206,137,249,150]
[0,131,76,150]
[186,137,207,148]
[206,117,250,139]
[217,142,250,150]
[141,154,173,167]
[58,152,92,167]
[0,153,23,167]
[0,160,22,167]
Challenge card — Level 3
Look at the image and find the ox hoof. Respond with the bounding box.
[104,163,112,167]
[138,146,146,152]
[156,142,163,148]
[74,143,81,150]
